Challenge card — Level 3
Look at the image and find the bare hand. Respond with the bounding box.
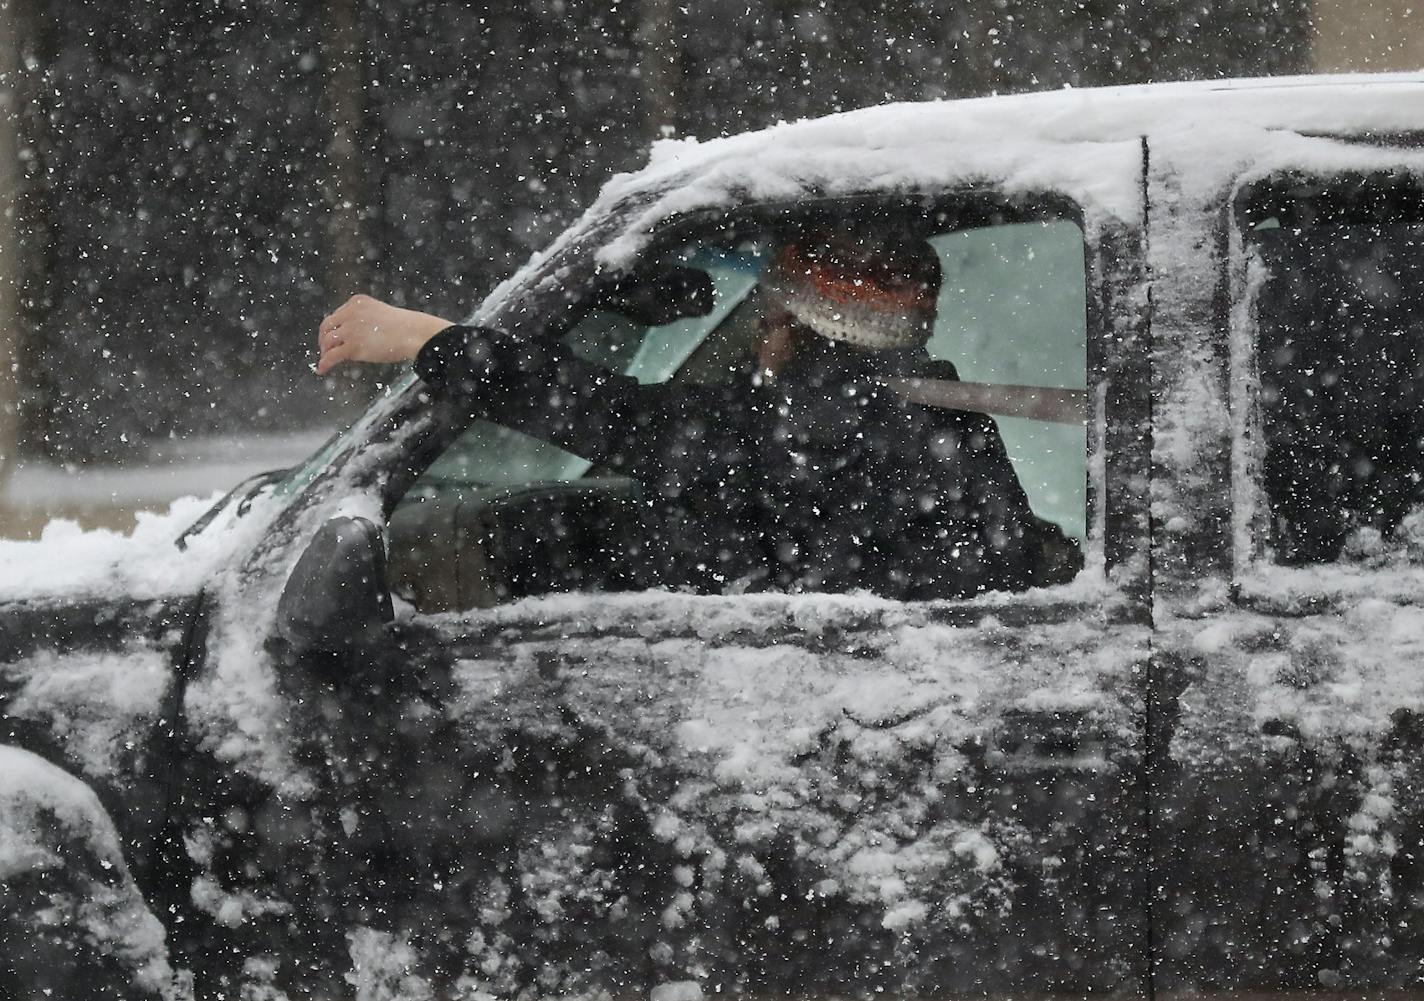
[316,294,454,375]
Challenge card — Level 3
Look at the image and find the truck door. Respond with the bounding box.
[1151,135,1424,997]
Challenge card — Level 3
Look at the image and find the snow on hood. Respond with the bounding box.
[0,493,257,604]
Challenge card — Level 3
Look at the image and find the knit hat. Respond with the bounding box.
[763,235,940,350]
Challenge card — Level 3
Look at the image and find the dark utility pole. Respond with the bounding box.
[0,0,22,535]
[323,0,366,296]
[639,0,683,138]
[321,0,373,408]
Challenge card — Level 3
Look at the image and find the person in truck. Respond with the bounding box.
[314,228,1081,600]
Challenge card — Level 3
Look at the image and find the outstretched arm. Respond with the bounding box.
[414,324,738,483]
[315,295,733,482]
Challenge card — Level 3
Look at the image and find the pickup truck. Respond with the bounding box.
[3,72,1424,1000]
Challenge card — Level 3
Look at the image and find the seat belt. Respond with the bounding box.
[881,378,1087,425]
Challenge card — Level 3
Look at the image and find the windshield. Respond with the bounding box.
[268,371,421,502]
[249,198,654,511]
[381,200,1089,612]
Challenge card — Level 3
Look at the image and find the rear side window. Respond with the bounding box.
[1243,174,1424,564]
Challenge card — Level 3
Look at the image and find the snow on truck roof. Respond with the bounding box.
[460,72,1424,316]
[572,72,1424,267]
[644,72,1424,175]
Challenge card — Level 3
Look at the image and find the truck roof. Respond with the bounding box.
[666,71,1424,156]
[474,73,1424,324]
[567,73,1424,265]
[646,72,1424,176]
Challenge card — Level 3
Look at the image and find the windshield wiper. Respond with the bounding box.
[174,467,289,551]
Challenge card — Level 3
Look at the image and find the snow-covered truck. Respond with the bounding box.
[4,72,1424,999]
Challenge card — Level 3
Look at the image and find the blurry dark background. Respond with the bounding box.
[0,0,1416,531]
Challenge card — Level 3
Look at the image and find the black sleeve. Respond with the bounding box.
[414,323,735,483]
[882,360,1082,598]
[413,323,486,395]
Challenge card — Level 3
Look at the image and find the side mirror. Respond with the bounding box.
[593,266,715,326]
[277,516,394,653]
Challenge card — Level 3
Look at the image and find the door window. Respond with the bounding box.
[928,219,1088,542]
[388,201,1090,611]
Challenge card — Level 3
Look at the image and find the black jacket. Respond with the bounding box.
[416,324,1081,600]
